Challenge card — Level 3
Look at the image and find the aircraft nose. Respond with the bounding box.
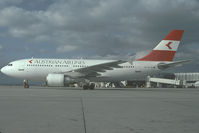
[1,66,6,74]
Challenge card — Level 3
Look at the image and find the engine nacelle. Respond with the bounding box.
[46,74,74,87]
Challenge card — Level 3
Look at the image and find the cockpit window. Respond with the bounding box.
[8,64,13,66]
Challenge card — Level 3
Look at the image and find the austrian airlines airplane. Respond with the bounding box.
[1,30,189,89]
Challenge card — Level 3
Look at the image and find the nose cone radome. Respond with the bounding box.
[1,67,4,73]
[1,66,7,74]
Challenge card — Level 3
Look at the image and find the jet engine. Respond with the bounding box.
[46,74,75,87]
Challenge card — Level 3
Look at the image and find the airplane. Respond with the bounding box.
[1,30,189,89]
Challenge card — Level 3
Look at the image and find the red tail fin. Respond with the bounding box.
[137,30,184,61]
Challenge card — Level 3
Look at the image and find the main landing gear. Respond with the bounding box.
[83,83,95,90]
[23,80,29,88]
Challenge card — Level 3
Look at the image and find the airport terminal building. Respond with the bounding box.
[145,73,199,88]
[175,73,199,87]
[103,73,199,88]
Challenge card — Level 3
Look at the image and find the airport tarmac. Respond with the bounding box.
[0,86,198,133]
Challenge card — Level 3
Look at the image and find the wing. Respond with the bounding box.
[62,60,126,78]
[157,60,191,70]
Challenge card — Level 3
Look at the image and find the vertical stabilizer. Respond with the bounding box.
[137,30,184,61]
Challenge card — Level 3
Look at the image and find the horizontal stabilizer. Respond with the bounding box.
[157,60,191,70]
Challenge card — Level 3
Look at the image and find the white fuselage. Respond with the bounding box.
[1,58,166,82]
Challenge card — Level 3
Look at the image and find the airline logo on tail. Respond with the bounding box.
[165,42,172,49]
[137,30,184,61]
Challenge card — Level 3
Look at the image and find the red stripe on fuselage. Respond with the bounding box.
[136,50,176,61]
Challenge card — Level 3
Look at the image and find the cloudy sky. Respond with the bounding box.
[0,0,199,84]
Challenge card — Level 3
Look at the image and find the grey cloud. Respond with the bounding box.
[56,45,77,53]
[0,0,23,8]
[0,0,198,65]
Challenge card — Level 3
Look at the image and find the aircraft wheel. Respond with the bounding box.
[83,85,89,90]
[89,83,95,90]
